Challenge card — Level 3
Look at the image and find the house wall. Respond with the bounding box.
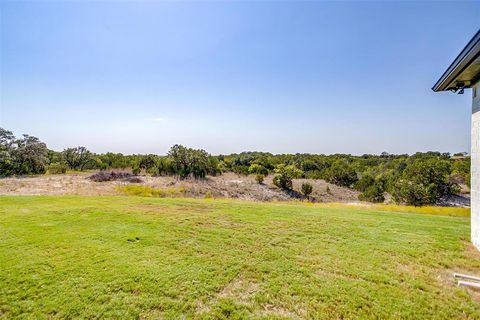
[472,80,480,249]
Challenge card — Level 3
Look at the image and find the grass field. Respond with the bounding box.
[1,196,479,319]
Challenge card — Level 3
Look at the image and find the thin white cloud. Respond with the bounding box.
[152,117,164,121]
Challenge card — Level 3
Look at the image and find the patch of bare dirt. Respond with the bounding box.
[0,172,360,203]
[196,276,259,314]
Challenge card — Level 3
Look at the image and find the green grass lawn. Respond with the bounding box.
[1,196,479,319]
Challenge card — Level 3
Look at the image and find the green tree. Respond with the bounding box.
[392,159,457,206]
[168,144,215,180]
[12,134,48,175]
[354,173,375,192]
[139,154,157,170]
[62,147,93,171]
[324,161,358,187]
[0,128,15,176]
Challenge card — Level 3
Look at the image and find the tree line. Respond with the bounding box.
[0,128,470,206]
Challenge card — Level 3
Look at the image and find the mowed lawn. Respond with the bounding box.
[1,197,480,319]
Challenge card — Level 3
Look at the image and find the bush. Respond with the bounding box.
[153,157,174,176]
[48,163,67,174]
[354,174,375,192]
[392,159,458,206]
[132,166,141,175]
[301,182,313,197]
[255,174,265,184]
[392,180,429,206]
[204,191,213,199]
[324,161,358,187]
[125,176,143,183]
[273,164,303,190]
[89,171,143,183]
[139,154,157,170]
[248,164,268,176]
[359,183,385,203]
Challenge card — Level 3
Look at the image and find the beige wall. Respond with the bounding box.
[472,80,480,249]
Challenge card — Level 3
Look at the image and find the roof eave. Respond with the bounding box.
[432,30,480,92]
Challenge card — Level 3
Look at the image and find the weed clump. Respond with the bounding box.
[255,174,265,184]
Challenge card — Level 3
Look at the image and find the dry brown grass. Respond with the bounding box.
[0,172,361,203]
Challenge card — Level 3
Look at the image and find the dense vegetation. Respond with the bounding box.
[0,128,470,206]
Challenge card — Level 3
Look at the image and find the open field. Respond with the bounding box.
[0,172,361,203]
[1,196,479,319]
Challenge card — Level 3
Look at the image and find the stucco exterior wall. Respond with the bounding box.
[472,80,480,249]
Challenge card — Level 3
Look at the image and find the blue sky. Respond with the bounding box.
[1,1,479,155]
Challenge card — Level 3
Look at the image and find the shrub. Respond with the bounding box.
[139,154,157,170]
[301,182,313,197]
[48,163,67,174]
[248,164,268,176]
[392,159,458,206]
[132,166,141,175]
[255,174,265,184]
[89,171,143,183]
[324,161,358,187]
[153,157,174,176]
[359,183,385,203]
[273,164,303,190]
[204,191,213,199]
[354,174,375,192]
[124,176,143,183]
[392,180,428,206]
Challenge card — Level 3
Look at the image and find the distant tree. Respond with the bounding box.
[354,173,375,192]
[62,147,93,171]
[168,144,215,180]
[207,157,221,176]
[453,152,468,157]
[139,154,157,170]
[0,129,48,176]
[12,134,48,175]
[0,128,15,176]
[324,161,358,187]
